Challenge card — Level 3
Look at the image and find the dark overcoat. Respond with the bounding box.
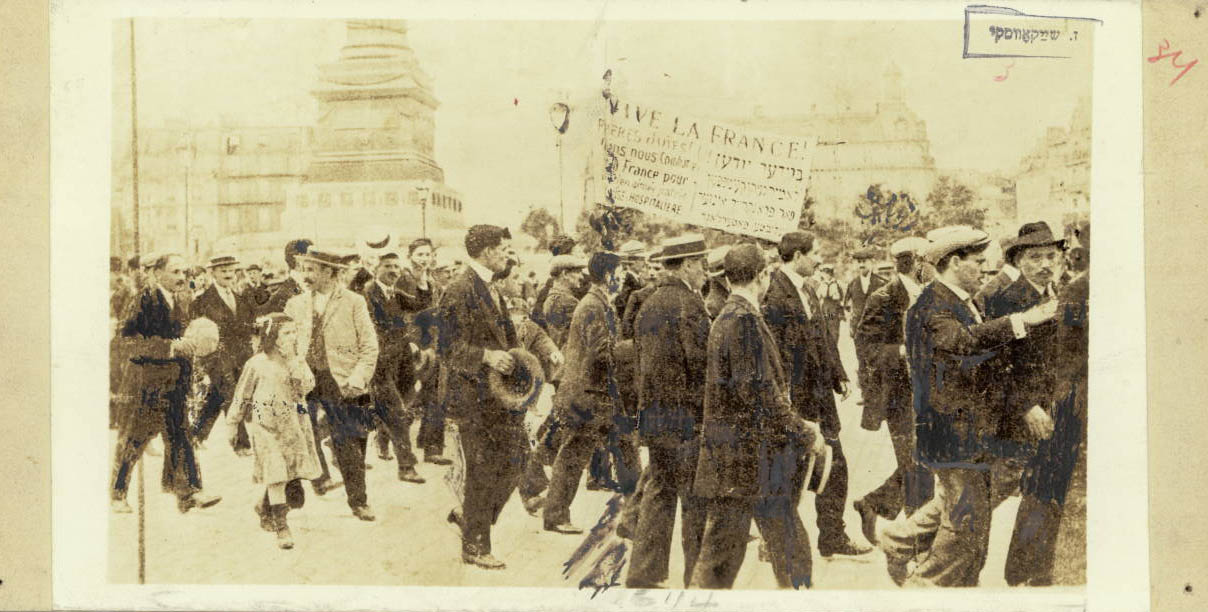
[435,267,519,425]
[552,286,621,431]
[633,276,710,445]
[855,276,911,431]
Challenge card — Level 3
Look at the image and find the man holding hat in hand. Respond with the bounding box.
[285,246,380,519]
[852,237,933,544]
[437,224,524,570]
[189,254,255,454]
[763,231,868,558]
[878,225,1057,587]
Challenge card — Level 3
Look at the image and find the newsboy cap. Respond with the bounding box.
[924,226,991,263]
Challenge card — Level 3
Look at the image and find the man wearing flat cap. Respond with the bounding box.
[626,234,712,588]
[285,246,380,518]
[531,235,583,330]
[763,231,869,558]
[691,243,823,589]
[436,224,524,570]
[263,238,313,315]
[702,245,732,320]
[542,255,588,351]
[852,237,934,545]
[844,248,887,407]
[189,254,255,454]
[877,225,1057,587]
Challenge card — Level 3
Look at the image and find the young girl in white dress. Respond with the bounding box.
[227,312,320,549]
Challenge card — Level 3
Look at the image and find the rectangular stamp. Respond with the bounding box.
[964,5,1101,59]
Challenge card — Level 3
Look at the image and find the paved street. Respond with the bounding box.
[109,323,1024,589]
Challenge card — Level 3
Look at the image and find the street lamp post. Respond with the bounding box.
[548,101,570,231]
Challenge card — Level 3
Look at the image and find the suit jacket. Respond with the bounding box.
[763,269,847,438]
[542,286,580,349]
[845,273,887,336]
[243,283,272,315]
[695,294,805,499]
[973,267,1016,313]
[614,271,644,322]
[191,284,254,377]
[435,267,519,424]
[115,286,191,411]
[395,265,435,322]
[855,276,911,430]
[361,281,415,381]
[703,277,730,320]
[976,275,1058,454]
[264,276,304,314]
[634,276,710,444]
[285,287,379,398]
[553,286,621,430]
[906,281,1020,467]
[621,280,660,340]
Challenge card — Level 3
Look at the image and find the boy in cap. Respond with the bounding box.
[189,254,255,454]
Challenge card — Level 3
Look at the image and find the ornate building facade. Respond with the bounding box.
[1013,97,1091,231]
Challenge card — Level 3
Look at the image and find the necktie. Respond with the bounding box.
[800,282,813,319]
[222,288,235,312]
[965,298,984,324]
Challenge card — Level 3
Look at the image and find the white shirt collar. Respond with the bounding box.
[1002,264,1021,281]
[899,273,921,299]
[731,286,761,312]
[936,277,971,302]
[376,279,393,295]
[157,284,174,309]
[780,266,807,289]
[467,259,494,285]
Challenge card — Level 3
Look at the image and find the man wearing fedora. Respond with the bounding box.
[242,263,271,315]
[263,239,312,315]
[111,253,222,514]
[691,243,825,590]
[285,246,379,519]
[189,254,255,454]
[626,234,712,589]
[844,248,886,407]
[437,224,524,570]
[878,226,1057,587]
[763,231,869,558]
[852,237,934,545]
[361,251,426,485]
[542,252,631,534]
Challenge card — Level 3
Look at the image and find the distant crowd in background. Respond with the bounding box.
[108,214,1088,589]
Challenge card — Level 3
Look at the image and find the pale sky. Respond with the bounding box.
[113,19,1093,228]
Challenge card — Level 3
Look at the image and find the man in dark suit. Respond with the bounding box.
[844,249,887,407]
[242,263,272,314]
[396,238,449,466]
[362,252,426,484]
[542,255,587,350]
[189,255,255,454]
[542,252,628,534]
[816,263,844,349]
[625,234,711,589]
[691,244,824,590]
[763,231,870,558]
[111,253,221,514]
[972,234,1020,314]
[437,225,524,570]
[531,234,580,329]
[263,239,311,315]
[852,237,934,544]
[878,226,1056,587]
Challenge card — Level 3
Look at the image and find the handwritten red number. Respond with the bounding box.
[993,60,1016,82]
[1149,38,1198,86]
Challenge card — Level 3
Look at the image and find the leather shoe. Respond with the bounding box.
[313,478,344,496]
[853,499,879,546]
[886,558,909,586]
[462,552,506,570]
[177,491,222,514]
[447,509,463,528]
[111,499,133,514]
[351,505,376,521]
[425,453,453,466]
[398,467,426,484]
[235,447,253,457]
[544,522,584,535]
[818,537,873,558]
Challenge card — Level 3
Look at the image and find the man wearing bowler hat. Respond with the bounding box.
[691,243,825,590]
[878,226,1057,587]
[285,246,379,518]
[763,231,870,558]
[626,234,712,588]
[852,237,934,545]
[437,225,524,569]
[189,254,255,454]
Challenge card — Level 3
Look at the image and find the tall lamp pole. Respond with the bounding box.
[127,17,146,586]
[548,102,570,231]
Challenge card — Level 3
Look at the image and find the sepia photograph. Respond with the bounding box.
[48,1,1149,610]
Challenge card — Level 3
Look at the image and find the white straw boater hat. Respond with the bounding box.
[650,234,709,262]
[295,246,353,269]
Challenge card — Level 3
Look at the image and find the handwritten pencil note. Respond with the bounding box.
[1148,39,1198,86]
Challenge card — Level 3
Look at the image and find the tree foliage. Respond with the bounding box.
[920,176,982,230]
[852,184,923,248]
[519,207,560,252]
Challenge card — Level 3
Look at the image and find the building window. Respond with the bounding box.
[319,193,331,208]
[385,191,398,206]
[341,192,353,207]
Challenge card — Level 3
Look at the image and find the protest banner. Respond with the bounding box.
[597,93,815,241]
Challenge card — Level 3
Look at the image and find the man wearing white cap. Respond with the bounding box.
[877,226,1056,587]
[542,255,588,350]
[189,254,255,454]
[852,237,933,545]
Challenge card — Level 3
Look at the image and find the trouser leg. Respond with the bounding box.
[753,494,813,589]
[415,372,445,455]
[626,444,679,587]
[306,395,332,484]
[677,439,707,587]
[374,377,417,471]
[518,443,550,501]
[111,413,156,499]
[161,385,202,498]
[690,497,754,590]
[814,437,850,548]
[329,433,368,509]
[543,428,601,527]
[190,370,227,443]
[907,467,994,587]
